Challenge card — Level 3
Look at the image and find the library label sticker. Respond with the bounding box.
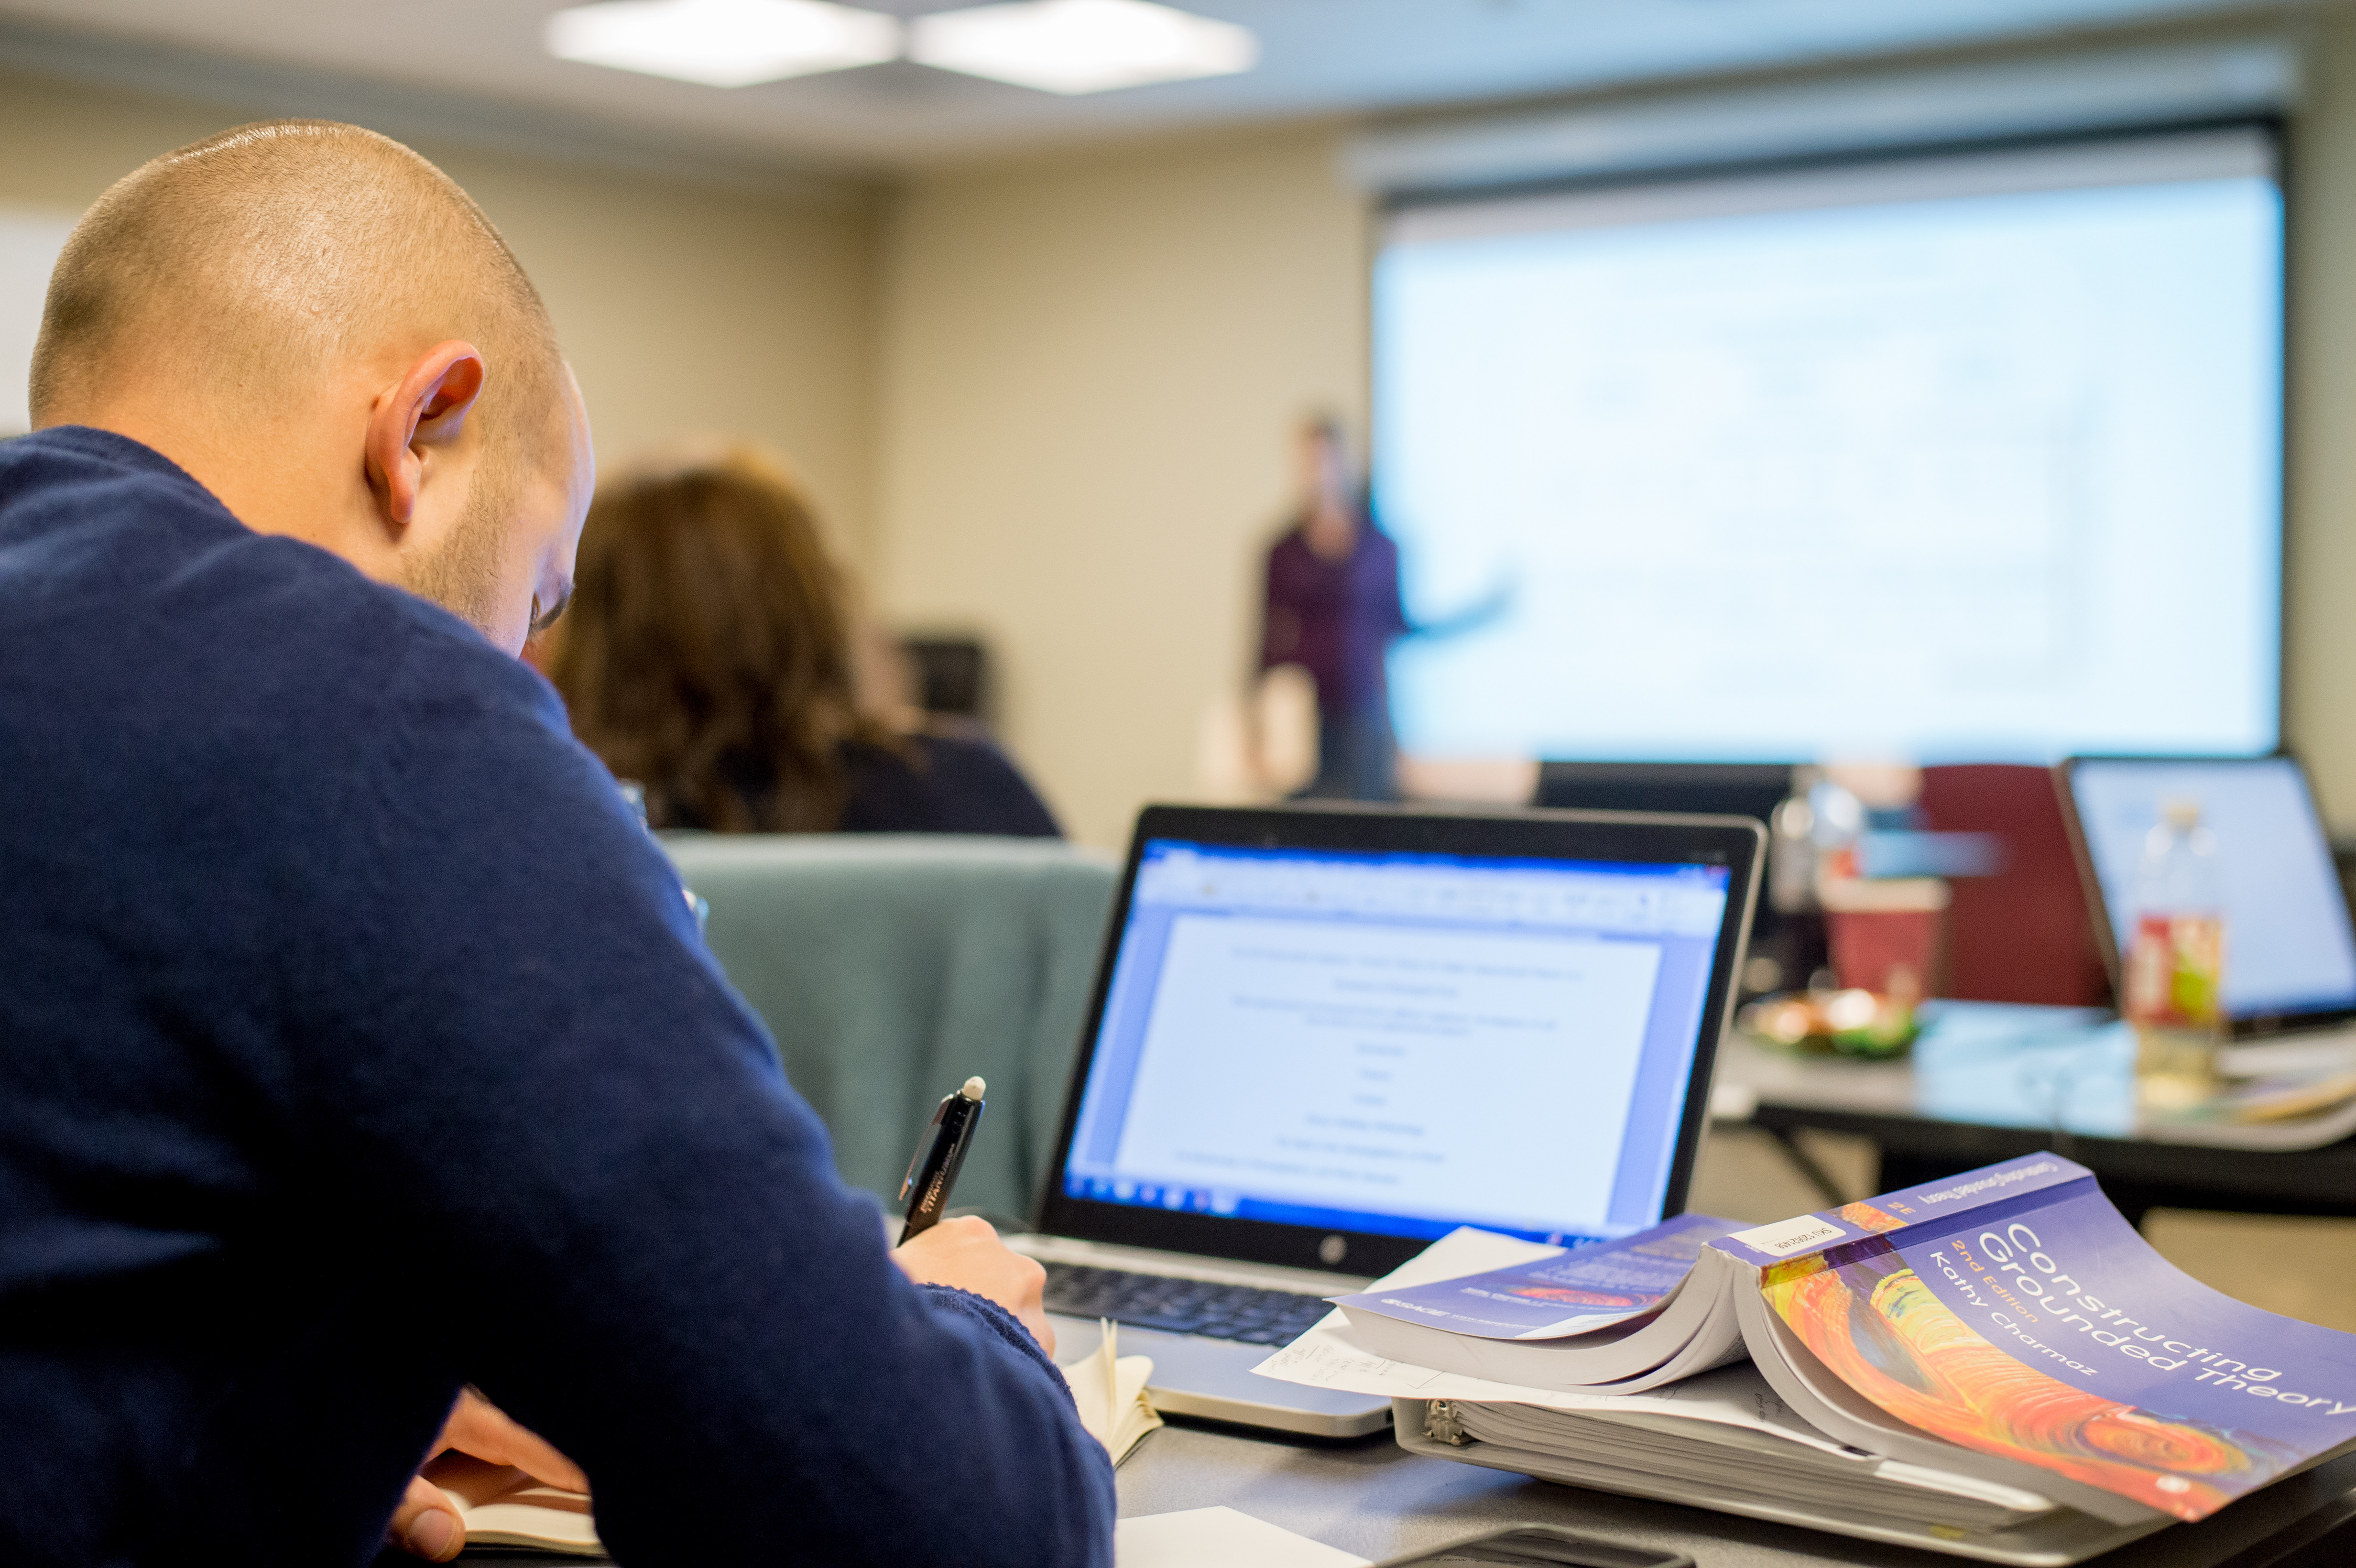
[1728,1215,1845,1257]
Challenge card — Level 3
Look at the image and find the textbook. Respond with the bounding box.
[1329,1212,1745,1392]
[1259,1153,2356,1563]
[1262,1227,2129,1561]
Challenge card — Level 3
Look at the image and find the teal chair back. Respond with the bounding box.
[662,834,1120,1222]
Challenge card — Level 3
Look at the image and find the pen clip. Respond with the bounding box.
[897,1093,953,1204]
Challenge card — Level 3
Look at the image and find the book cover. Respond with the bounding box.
[1334,1212,1738,1340]
[1711,1153,2091,1269]
[1713,1154,2356,1522]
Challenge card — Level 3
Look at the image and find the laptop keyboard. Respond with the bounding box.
[1041,1263,1335,1346]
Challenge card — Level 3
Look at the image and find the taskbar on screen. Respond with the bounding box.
[1059,1173,1608,1249]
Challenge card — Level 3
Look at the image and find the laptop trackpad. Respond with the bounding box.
[1049,1315,1386,1421]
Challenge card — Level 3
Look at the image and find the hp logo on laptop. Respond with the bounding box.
[1319,1235,1347,1266]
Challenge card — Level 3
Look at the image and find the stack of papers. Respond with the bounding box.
[1115,1507,1367,1568]
[1430,1374,2054,1533]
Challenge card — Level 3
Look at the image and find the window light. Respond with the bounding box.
[545,0,902,88]
[910,0,1257,96]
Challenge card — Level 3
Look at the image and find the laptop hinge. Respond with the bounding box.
[1008,1233,1374,1295]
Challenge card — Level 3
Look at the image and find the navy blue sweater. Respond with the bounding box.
[0,428,1115,1567]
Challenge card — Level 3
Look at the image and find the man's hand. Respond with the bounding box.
[386,1387,589,1561]
[893,1215,1056,1358]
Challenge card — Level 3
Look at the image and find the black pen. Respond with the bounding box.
[898,1076,986,1244]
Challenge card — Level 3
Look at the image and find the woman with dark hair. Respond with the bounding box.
[549,445,1058,837]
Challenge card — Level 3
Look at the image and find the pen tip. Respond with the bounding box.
[961,1076,986,1100]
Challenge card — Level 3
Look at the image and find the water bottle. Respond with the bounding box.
[2123,799,2224,1107]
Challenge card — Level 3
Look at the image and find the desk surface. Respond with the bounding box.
[1711,1005,2356,1214]
[1712,1004,2356,1144]
[1120,1419,2356,1568]
[432,1414,2356,1566]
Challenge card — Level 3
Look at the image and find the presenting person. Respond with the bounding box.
[1256,416,1507,801]
[0,120,1113,1567]
[1258,415,1410,800]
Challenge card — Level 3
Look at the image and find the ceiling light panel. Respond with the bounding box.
[545,0,902,88]
[911,0,1258,96]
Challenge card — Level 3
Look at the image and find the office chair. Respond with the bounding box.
[662,834,1119,1221]
[1915,763,2111,1007]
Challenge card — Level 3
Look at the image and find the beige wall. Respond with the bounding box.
[427,148,881,558]
[12,30,2356,848]
[2290,15,2356,827]
[0,67,882,552]
[875,125,1368,846]
[877,18,2356,846]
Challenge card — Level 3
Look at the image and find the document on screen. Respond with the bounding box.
[1109,915,1662,1235]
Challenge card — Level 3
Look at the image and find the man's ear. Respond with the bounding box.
[365,341,487,533]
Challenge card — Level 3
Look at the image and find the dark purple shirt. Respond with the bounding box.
[1259,520,1409,710]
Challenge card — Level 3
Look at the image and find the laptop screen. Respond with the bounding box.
[1056,839,1733,1247]
[2067,756,2356,1020]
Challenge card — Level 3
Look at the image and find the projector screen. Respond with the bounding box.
[1373,128,2283,762]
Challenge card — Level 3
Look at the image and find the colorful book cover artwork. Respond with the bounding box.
[1837,1200,1907,1234]
[1333,1213,1739,1340]
[1760,1183,2356,1522]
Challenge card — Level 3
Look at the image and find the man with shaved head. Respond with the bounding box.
[0,121,1113,1567]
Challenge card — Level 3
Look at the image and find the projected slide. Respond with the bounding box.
[1374,130,2282,762]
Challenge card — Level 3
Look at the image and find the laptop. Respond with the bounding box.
[2057,754,2356,1040]
[1009,802,1764,1437]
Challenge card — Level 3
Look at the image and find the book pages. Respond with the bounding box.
[1062,1319,1163,1464]
[439,1482,604,1557]
[1337,1213,1737,1340]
